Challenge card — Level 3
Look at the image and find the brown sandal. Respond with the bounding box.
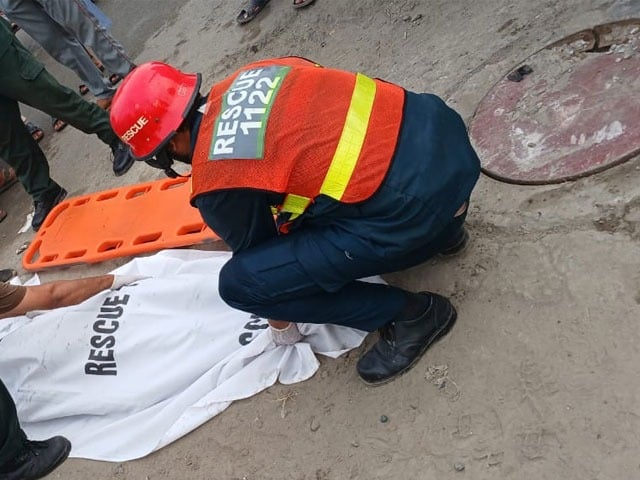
[109,73,122,85]
[293,0,316,8]
[25,120,44,143]
[52,117,68,132]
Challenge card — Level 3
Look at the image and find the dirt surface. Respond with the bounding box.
[2,0,640,479]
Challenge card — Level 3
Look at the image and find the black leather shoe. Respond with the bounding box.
[0,268,17,282]
[356,293,457,385]
[0,436,71,480]
[439,227,469,257]
[32,186,67,231]
[111,141,134,176]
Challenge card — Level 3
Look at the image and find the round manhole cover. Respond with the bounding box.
[469,19,640,184]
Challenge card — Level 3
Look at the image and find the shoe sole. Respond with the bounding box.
[28,440,71,480]
[359,300,458,387]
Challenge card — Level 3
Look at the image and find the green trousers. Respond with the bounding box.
[0,18,118,201]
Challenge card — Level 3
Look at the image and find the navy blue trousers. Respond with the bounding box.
[218,213,466,332]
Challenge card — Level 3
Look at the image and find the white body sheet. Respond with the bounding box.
[0,250,367,461]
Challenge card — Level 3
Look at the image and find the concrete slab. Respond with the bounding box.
[470,19,640,184]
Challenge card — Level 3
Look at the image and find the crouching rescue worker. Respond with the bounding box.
[109,57,481,385]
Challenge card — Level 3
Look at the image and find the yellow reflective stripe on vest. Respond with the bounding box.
[279,74,375,216]
[281,193,311,215]
[319,73,376,200]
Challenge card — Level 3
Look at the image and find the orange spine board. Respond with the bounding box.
[22,177,219,271]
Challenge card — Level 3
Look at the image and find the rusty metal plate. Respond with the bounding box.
[469,19,640,184]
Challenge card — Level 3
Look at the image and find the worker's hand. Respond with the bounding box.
[110,274,150,290]
[270,322,304,345]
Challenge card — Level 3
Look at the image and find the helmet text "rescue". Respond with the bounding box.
[122,116,149,142]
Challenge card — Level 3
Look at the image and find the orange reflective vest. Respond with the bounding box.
[190,57,405,218]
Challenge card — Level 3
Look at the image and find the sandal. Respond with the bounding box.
[52,117,68,132]
[293,0,316,8]
[109,73,122,85]
[237,0,270,24]
[0,166,17,194]
[24,120,44,143]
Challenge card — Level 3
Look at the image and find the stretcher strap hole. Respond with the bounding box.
[98,240,123,252]
[133,232,163,245]
[97,191,119,201]
[126,186,152,199]
[64,250,87,259]
[177,223,207,236]
[160,178,189,190]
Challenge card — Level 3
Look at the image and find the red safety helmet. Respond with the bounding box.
[110,62,201,160]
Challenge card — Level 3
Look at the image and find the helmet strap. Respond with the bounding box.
[144,147,189,178]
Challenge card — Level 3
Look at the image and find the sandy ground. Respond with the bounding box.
[1,0,640,478]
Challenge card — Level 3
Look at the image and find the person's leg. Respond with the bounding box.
[0,95,61,202]
[13,61,133,176]
[380,210,469,271]
[218,214,467,331]
[0,29,118,147]
[22,116,45,142]
[216,215,461,384]
[0,376,71,478]
[0,378,27,468]
[202,178,468,329]
[48,0,136,77]
[0,159,18,193]
[218,232,407,332]
[1,0,114,99]
[216,202,468,324]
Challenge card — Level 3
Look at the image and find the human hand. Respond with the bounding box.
[270,322,303,345]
